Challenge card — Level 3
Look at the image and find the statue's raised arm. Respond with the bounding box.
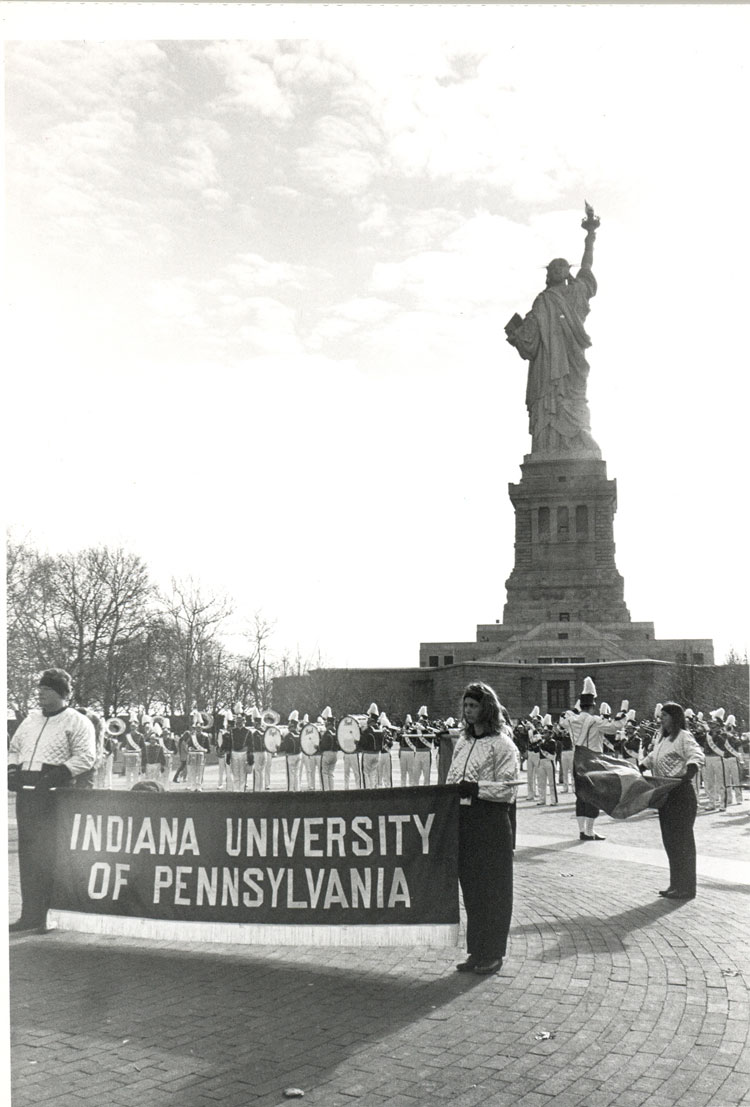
[504,202,602,459]
[579,201,600,272]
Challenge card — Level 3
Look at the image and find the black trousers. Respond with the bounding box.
[458,801,513,962]
[574,786,599,820]
[15,789,59,925]
[658,781,697,895]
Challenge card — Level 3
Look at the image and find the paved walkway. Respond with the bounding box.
[7,786,750,1107]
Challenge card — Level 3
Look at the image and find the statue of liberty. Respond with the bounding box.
[505,203,602,457]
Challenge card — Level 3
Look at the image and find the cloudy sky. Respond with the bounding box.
[4,4,749,671]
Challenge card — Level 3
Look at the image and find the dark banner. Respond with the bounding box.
[50,786,459,928]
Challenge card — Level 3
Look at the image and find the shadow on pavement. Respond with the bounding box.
[512,897,684,959]
[10,934,481,1106]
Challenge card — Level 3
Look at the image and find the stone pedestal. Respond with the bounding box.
[503,454,630,627]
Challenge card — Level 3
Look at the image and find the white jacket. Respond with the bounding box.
[8,708,96,777]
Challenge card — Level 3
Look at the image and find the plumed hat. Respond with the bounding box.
[726,714,736,728]
[600,702,611,717]
[542,713,552,727]
[418,705,428,717]
[445,717,455,727]
[367,702,379,716]
[530,705,541,718]
[626,709,636,722]
[321,706,333,720]
[654,703,663,719]
[710,707,726,722]
[404,713,413,725]
[288,709,299,723]
[619,700,629,713]
[580,677,597,708]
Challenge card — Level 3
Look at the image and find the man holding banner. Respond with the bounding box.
[7,668,96,934]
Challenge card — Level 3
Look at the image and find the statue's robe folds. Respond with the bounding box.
[509,268,600,456]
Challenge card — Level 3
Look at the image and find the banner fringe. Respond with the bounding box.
[48,911,460,947]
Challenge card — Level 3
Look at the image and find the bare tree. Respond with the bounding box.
[161,578,232,715]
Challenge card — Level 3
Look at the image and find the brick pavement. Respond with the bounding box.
[7,786,750,1107]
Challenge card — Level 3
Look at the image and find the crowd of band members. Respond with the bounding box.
[514,701,748,810]
[40,697,748,802]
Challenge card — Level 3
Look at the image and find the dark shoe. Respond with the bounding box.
[663,890,695,900]
[658,888,676,897]
[581,832,606,841]
[455,955,477,973]
[579,832,588,840]
[9,918,45,934]
[474,958,502,975]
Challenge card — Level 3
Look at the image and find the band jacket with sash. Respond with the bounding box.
[445,729,519,803]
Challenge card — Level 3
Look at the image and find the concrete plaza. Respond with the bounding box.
[7,777,750,1107]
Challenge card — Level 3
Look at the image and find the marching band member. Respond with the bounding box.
[413,706,434,786]
[301,713,323,791]
[94,717,117,789]
[249,710,268,792]
[360,704,384,788]
[622,711,641,770]
[703,711,727,811]
[565,677,619,841]
[227,715,251,792]
[160,726,178,790]
[215,725,230,789]
[556,715,574,792]
[525,708,542,801]
[185,725,209,791]
[685,709,704,797]
[598,703,618,754]
[378,712,395,786]
[446,681,519,976]
[142,722,165,782]
[173,730,190,784]
[436,717,459,786]
[283,711,303,791]
[724,716,744,804]
[121,722,143,788]
[397,714,417,787]
[319,707,339,791]
[536,715,558,805]
[342,718,362,790]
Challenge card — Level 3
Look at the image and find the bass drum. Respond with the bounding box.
[264,725,283,753]
[337,715,362,754]
[300,723,321,756]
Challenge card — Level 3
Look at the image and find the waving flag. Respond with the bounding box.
[574,747,685,819]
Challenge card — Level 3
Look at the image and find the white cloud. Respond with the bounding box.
[203,42,294,121]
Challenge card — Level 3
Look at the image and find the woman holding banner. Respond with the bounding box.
[639,702,704,901]
[446,681,519,976]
